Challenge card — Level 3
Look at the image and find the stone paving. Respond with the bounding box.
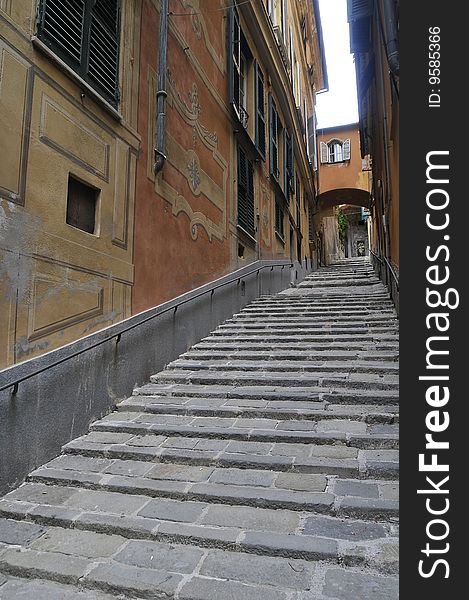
[0,258,399,599]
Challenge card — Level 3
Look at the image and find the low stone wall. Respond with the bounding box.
[0,260,311,495]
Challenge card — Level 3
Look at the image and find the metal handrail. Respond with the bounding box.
[0,261,294,393]
[369,249,399,290]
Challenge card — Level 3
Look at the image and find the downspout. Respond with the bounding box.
[382,0,399,76]
[375,5,393,270]
[154,0,169,174]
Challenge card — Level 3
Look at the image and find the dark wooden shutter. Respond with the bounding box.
[38,0,86,68]
[237,147,255,236]
[37,0,120,106]
[88,0,120,104]
[275,200,284,238]
[255,62,266,159]
[269,93,279,181]
[296,174,301,229]
[284,130,293,196]
[228,7,240,110]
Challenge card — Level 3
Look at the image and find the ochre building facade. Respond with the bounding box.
[0,0,327,368]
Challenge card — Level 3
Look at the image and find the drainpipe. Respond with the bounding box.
[375,4,393,274]
[154,0,169,174]
[382,0,399,76]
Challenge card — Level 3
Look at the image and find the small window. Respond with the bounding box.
[320,138,351,163]
[330,141,343,163]
[66,176,98,234]
[275,200,285,239]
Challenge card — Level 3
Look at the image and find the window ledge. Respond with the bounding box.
[31,36,123,122]
[275,230,285,245]
[236,224,257,247]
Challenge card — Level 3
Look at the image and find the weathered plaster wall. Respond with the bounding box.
[0,1,141,368]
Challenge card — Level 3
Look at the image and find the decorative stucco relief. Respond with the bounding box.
[148,68,227,242]
[176,0,226,74]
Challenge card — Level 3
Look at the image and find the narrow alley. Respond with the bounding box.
[0,258,399,599]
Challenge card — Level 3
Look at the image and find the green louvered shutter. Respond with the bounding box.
[88,0,121,105]
[237,147,255,236]
[269,93,279,181]
[255,61,266,159]
[38,0,85,68]
[37,0,120,106]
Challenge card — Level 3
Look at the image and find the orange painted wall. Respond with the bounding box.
[133,1,230,313]
[317,124,370,194]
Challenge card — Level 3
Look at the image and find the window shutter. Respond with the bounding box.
[348,0,372,21]
[320,141,329,163]
[88,0,120,104]
[296,174,301,228]
[275,200,284,238]
[307,114,316,164]
[228,7,240,108]
[37,1,121,106]
[237,147,255,236]
[269,93,279,181]
[284,130,293,196]
[255,62,266,159]
[343,138,351,160]
[37,0,86,68]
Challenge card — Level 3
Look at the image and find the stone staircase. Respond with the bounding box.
[0,258,399,599]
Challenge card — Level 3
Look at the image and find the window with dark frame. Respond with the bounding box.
[284,130,293,197]
[229,7,251,129]
[275,199,285,239]
[269,93,279,181]
[66,175,99,234]
[255,62,266,158]
[36,0,121,107]
[296,174,301,229]
[237,146,255,237]
[320,138,351,163]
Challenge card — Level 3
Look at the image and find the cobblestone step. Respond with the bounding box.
[0,489,398,571]
[26,459,398,519]
[152,370,400,391]
[60,433,399,480]
[168,358,398,375]
[194,339,399,351]
[228,314,397,323]
[119,396,400,423]
[87,413,399,449]
[133,382,400,405]
[0,520,398,598]
[184,349,399,362]
[216,322,397,332]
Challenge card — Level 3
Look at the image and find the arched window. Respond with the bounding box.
[320,138,351,163]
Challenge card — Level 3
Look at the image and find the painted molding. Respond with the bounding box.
[148,68,227,242]
[39,94,110,182]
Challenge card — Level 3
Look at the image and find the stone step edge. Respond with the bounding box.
[166,363,399,375]
[132,388,400,406]
[0,514,398,584]
[151,375,400,392]
[61,443,399,481]
[90,421,399,450]
[26,467,399,521]
[117,400,400,423]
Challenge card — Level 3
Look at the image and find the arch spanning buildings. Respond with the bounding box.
[313,123,372,265]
